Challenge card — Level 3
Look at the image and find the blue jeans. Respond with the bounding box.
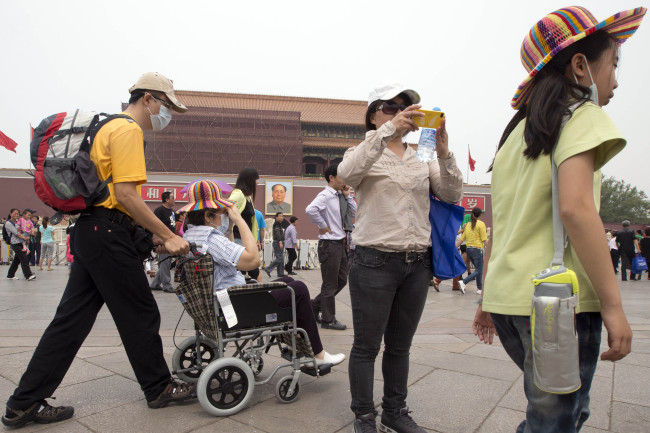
[348,246,431,416]
[463,247,484,289]
[491,313,602,433]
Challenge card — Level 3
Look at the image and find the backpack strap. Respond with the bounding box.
[82,114,136,205]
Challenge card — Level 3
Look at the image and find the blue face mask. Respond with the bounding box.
[573,56,599,105]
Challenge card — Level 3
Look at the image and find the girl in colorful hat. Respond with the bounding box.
[179,180,345,368]
[474,6,645,432]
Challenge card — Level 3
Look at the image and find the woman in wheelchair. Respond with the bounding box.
[179,179,345,367]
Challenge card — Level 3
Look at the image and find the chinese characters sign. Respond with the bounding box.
[460,196,485,210]
[141,185,188,202]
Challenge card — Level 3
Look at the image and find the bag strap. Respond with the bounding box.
[550,105,578,267]
[82,113,135,192]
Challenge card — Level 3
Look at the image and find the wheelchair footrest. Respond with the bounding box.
[280,347,310,362]
[301,363,332,377]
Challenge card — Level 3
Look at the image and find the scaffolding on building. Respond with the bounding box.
[141,107,303,176]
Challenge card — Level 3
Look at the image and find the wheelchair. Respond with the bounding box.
[170,250,332,416]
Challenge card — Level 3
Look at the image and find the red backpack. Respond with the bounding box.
[30,110,133,213]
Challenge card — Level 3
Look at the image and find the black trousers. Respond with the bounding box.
[284,247,297,273]
[610,249,620,272]
[313,239,348,323]
[620,249,636,280]
[29,240,40,266]
[7,214,171,410]
[7,243,32,279]
[272,276,323,354]
[348,246,431,416]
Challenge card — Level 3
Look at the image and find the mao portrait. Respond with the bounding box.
[265,180,293,215]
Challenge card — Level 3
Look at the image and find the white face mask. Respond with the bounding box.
[148,104,172,131]
[572,56,599,105]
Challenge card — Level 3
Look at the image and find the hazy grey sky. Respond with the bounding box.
[1,0,648,194]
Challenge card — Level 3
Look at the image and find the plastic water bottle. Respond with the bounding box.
[416,129,436,162]
[416,106,440,163]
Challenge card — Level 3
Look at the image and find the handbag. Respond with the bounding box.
[429,194,467,279]
[632,253,648,274]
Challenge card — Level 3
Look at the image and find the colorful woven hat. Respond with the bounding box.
[512,6,646,110]
[178,180,236,212]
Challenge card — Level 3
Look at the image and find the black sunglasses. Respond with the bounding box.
[377,101,408,115]
[148,93,172,109]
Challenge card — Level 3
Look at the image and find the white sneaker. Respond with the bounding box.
[27,275,36,281]
[316,351,345,367]
[476,289,482,295]
[6,276,19,280]
[458,280,466,294]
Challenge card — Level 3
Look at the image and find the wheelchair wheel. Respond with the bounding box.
[275,375,300,404]
[172,336,218,383]
[242,354,264,376]
[197,357,255,416]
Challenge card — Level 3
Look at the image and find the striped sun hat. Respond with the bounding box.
[511,6,646,110]
[178,180,236,213]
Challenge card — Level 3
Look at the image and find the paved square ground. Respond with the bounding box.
[1,263,649,432]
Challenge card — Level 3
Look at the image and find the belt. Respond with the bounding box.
[386,250,429,263]
[319,238,346,243]
[81,207,136,229]
[357,246,430,263]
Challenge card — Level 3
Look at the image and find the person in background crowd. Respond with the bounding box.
[65,225,74,275]
[609,230,620,274]
[255,209,266,250]
[16,210,34,254]
[475,7,641,432]
[254,209,266,282]
[230,168,260,281]
[38,216,54,271]
[306,163,356,331]
[284,216,299,275]
[617,220,637,281]
[640,228,650,280]
[2,72,195,429]
[338,82,462,433]
[29,215,41,266]
[174,211,186,236]
[150,191,176,293]
[5,209,35,281]
[456,207,488,295]
[263,212,286,278]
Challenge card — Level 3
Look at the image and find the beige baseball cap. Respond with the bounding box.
[129,72,188,113]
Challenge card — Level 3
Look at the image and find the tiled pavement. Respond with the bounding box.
[1,264,649,433]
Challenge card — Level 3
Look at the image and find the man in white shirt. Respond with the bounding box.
[305,164,357,330]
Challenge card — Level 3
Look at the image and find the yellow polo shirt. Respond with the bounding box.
[483,103,625,316]
[90,113,147,216]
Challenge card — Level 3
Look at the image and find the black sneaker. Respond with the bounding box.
[263,267,272,278]
[321,319,347,330]
[147,380,196,409]
[353,412,377,433]
[2,400,74,428]
[379,406,426,433]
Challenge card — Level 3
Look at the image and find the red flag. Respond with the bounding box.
[30,124,34,140]
[468,146,476,171]
[0,130,18,153]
